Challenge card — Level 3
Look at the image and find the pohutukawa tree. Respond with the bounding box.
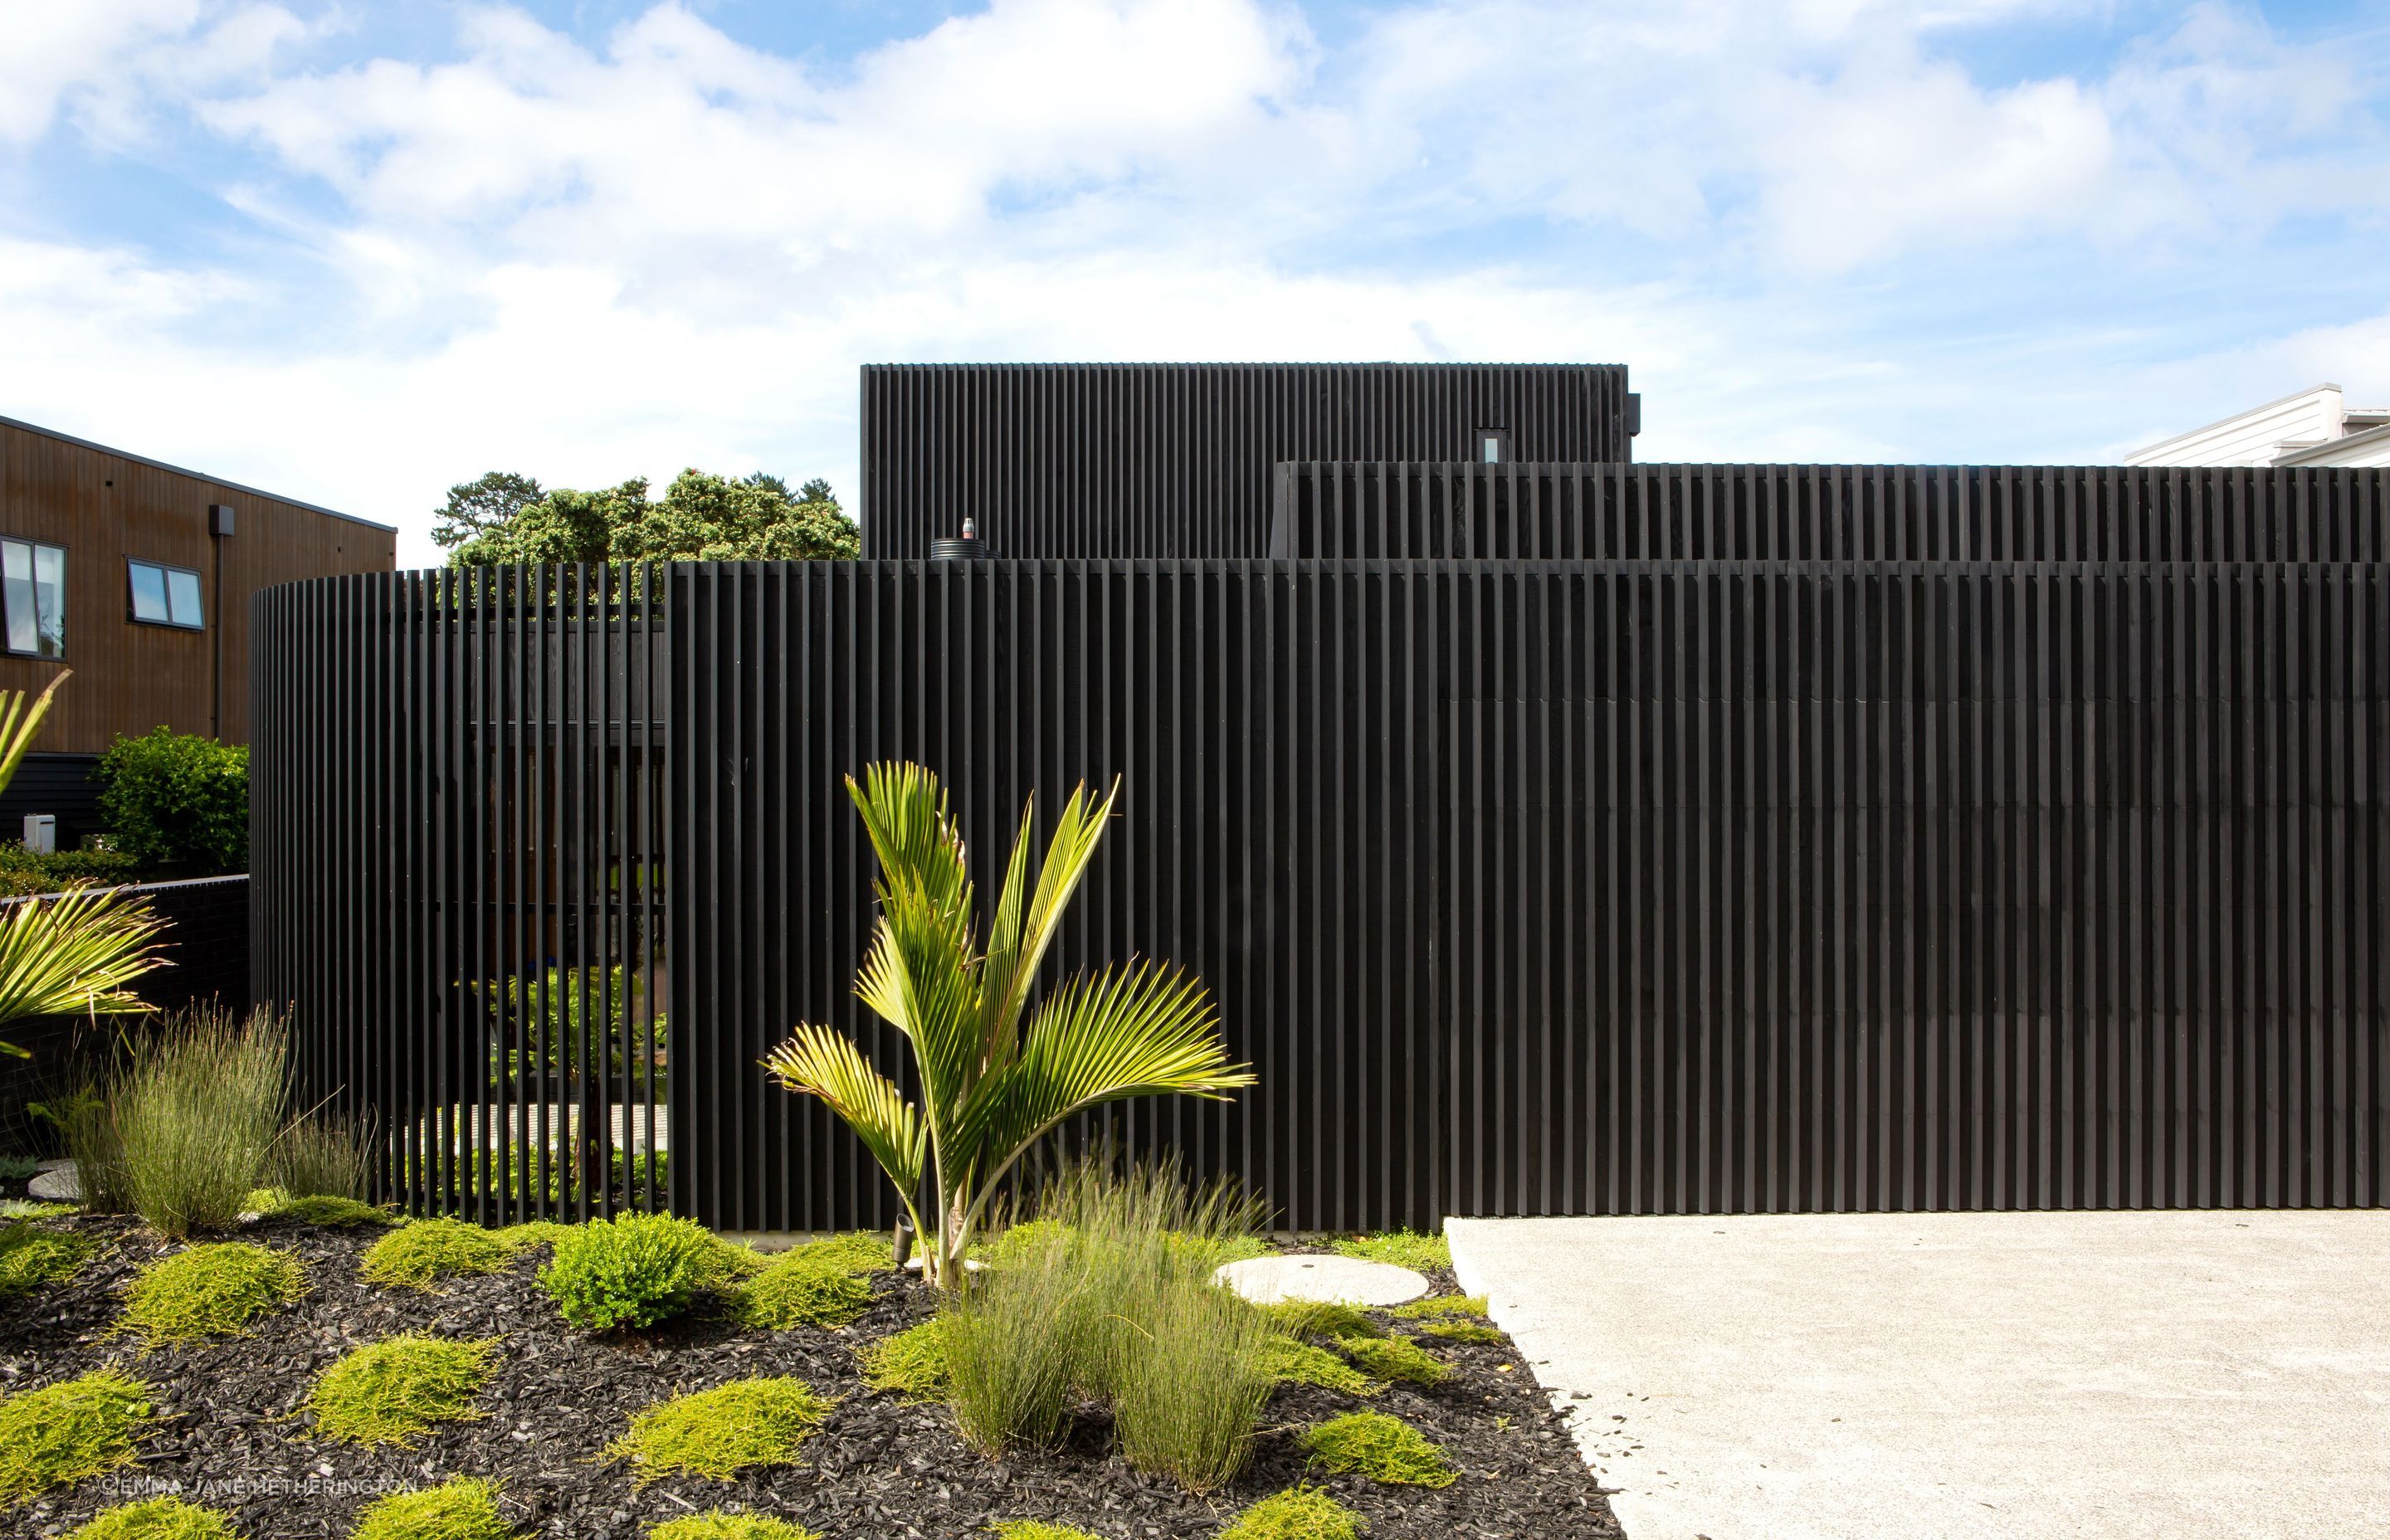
[765,763,1254,1286]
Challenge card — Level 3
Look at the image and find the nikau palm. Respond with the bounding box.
[765,763,1254,1285]
[0,672,165,1057]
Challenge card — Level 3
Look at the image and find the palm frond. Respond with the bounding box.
[978,781,1116,1050]
[973,794,1039,1070]
[0,670,68,799]
[961,961,1254,1169]
[847,763,970,919]
[0,886,167,1026]
[763,1023,927,1193]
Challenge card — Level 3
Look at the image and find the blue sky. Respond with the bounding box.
[3,0,2386,564]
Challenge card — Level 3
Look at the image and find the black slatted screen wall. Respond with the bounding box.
[256,553,2388,1231]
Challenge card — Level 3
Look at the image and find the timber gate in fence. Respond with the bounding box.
[254,465,2390,1231]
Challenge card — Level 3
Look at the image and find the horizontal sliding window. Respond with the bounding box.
[2,537,66,659]
[129,558,205,630]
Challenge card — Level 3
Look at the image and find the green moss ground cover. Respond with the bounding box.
[64,1496,239,1538]
[1330,1334,1449,1386]
[120,1242,305,1345]
[358,1219,522,1289]
[647,1515,822,1540]
[1329,1230,1449,1271]
[1387,1295,1485,1322]
[1218,1486,1367,1540]
[605,1377,836,1485]
[0,1368,153,1505]
[1299,1411,1459,1488]
[0,1221,100,1294]
[739,1254,873,1330]
[307,1333,498,1446]
[1261,1336,1383,1397]
[858,1317,949,1399]
[349,1476,515,1540]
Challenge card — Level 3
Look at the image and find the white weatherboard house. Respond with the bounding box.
[2127,383,2390,469]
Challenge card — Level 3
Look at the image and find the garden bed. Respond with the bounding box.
[2,1212,1621,1539]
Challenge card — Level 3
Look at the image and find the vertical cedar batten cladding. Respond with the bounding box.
[859,365,1639,558]
[257,543,2388,1231]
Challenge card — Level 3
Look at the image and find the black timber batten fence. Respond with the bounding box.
[256,473,2390,1231]
[861,364,1639,560]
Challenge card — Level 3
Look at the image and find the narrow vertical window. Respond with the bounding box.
[127,558,205,631]
[1479,428,1510,464]
[2,537,66,657]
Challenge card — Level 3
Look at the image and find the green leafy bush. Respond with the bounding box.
[1388,1294,1485,1321]
[477,964,666,1099]
[65,1496,237,1538]
[120,1241,305,1344]
[648,1516,822,1540]
[1421,1320,1504,1344]
[859,1318,950,1400]
[605,1377,835,1485]
[0,1221,99,1294]
[539,1211,724,1330]
[740,1254,872,1329]
[307,1333,497,1446]
[0,1368,152,1504]
[1261,1336,1383,1398]
[1332,1334,1448,1386]
[114,1006,288,1236]
[350,1477,515,1540]
[0,844,143,897]
[1217,1486,1365,1540]
[359,1218,519,1288]
[1330,1229,1448,1271]
[1299,1411,1459,1487]
[0,1153,41,1179]
[94,729,248,875]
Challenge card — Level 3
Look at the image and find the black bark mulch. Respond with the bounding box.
[2,1217,1622,1539]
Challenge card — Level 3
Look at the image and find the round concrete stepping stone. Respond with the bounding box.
[1214,1254,1428,1307]
[27,1165,81,1201]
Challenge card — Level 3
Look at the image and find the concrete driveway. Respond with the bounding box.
[1446,1211,2390,1540]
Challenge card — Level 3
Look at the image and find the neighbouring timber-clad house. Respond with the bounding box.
[0,414,396,846]
[252,362,2389,1234]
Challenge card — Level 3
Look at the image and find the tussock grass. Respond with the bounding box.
[1329,1229,1448,1272]
[1217,1486,1366,1540]
[0,1221,99,1295]
[53,1082,135,1216]
[1387,1294,1485,1321]
[739,1255,872,1330]
[1260,1336,1383,1397]
[1331,1333,1448,1386]
[306,1333,497,1446]
[1420,1320,1504,1344]
[1261,1300,1383,1341]
[605,1377,835,1485]
[65,1496,237,1538]
[349,1476,516,1540]
[1110,1272,1273,1492]
[944,1236,1080,1459]
[1299,1411,1459,1487]
[540,1211,725,1330]
[647,1516,822,1540]
[859,1317,950,1400]
[359,1218,518,1289]
[120,1242,305,1345]
[0,1368,152,1505]
[115,1007,289,1238]
[272,1111,376,1201]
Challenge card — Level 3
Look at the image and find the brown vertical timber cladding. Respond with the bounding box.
[258,549,2386,1230]
[860,366,1637,559]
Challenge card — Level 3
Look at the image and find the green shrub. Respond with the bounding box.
[0,1153,37,1179]
[988,1524,1105,1540]
[859,1318,949,1400]
[349,1477,515,1540]
[1388,1294,1485,1321]
[1421,1320,1504,1344]
[1110,1270,1272,1492]
[358,1218,518,1288]
[1261,1299,1383,1341]
[276,1194,397,1228]
[1261,1336,1383,1398]
[0,844,143,897]
[94,729,248,875]
[789,1230,895,1274]
[943,1237,1080,1459]
[740,1255,872,1330]
[0,1368,152,1504]
[648,1516,822,1540]
[1330,1229,1448,1271]
[114,1006,288,1237]
[272,1113,375,1201]
[540,1211,724,1330]
[307,1333,497,1446]
[1332,1333,1448,1386]
[605,1377,835,1484]
[64,1496,237,1538]
[1299,1411,1459,1487]
[0,1221,99,1294]
[1217,1486,1365,1540]
[467,1142,671,1206]
[120,1241,305,1345]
